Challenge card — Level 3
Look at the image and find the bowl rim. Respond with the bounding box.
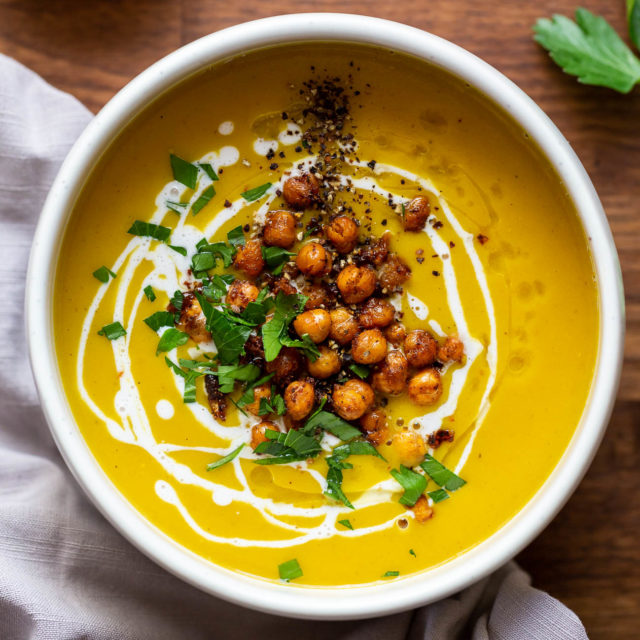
[25,12,625,620]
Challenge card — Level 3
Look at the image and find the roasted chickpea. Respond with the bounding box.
[282,173,320,210]
[329,307,359,345]
[284,379,315,421]
[404,330,437,368]
[307,345,341,379]
[438,335,464,363]
[251,420,279,449]
[408,368,443,405]
[233,239,265,278]
[359,233,389,266]
[393,431,427,467]
[263,210,297,249]
[177,293,211,343]
[293,309,331,344]
[271,276,296,297]
[336,264,377,304]
[358,297,395,328]
[325,215,358,254]
[303,284,331,310]
[245,383,272,416]
[385,322,407,346]
[226,279,259,313]
[377,254,411,292]
[403,196,430,232]
[360,408,389,446]
[351,329,387,365]
[266,346,303,387]
[296,242,332,277]
[412,495,434,523]
[372,350,408,395]
[332,379,375,421]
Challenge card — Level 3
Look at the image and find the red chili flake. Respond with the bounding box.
[223,199,232,208]
[433,220,443,230]
[432,270,440,276]
[477,234,489,245]
[428,429,455,448]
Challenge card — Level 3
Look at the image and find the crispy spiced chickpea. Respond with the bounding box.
[438,335,464,363]
[358,297,395,328]
[245,383,272,416]
[393,431,427,467]
[385,322,407,346]
[263,210,297,249]
[359,233,389,266]
[325,215,359,254]
[271,276,296,297]
[177,293,211,343]
[293,309,331,344]
[351,329,387,365]
[233,239,264,278]
[266,346,303,387]
[304,284,331,310]
[282,173,320,210]
[284,379,315,421]
[360,408,389,447]
[412,495,434,523]
[250,420,279,449]
[378,255,411,292]
[332,379,374,421]
[404,330,437,368]
[408,368,443,406]
[226,279,259,313]
[329,307,359,345]
[403,196,430,232]
[307,345,341,379]
[336,264,377,304]
[296,242,332,277]
[372,350,408,395]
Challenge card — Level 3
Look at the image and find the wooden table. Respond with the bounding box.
[2,0,638,636]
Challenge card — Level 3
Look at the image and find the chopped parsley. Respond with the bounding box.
[213,363,261,393]
[164,357,200,403]
[349,363,370,379]
[428,488,450,503]
[128,221,171,242]
[278,558,303,581]
[198,162,219,181]
[169,245,187,256]
[303,411,361,441]
[390,465,427,507]
[170,153,198,189]
[191,252,216,273]
[143,285,156,301]
[420,454,466,491]
[261,292,308,361]
[383,571,400,578]
[254,429,322,464]
[144,311,176,332]
[206,444,244,471]
[92,266,116,283]
[241,182,272,202]
[262,246,295,275]
[98,321,126,340]
[191,185,215,215]
[166,201,188,214]
[169,290,184,312]
[258,393,286,416]
[338,519,353,530]
[195,242,234,269]
[156,328,189,354]
[409,549,416,557]
[226,225,246,248]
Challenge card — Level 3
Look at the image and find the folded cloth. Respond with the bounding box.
[0,53,589,640]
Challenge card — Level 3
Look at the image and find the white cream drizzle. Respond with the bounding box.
[76,130,498,548]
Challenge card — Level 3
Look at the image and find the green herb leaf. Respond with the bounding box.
[383,571,400,578]
[198,298,253,365]
[92,266,116,283]
[338,519,353,530]
[390,466,427,507]
[428,488,450,503]
[241,182,272,202]
[206,443,244,471]
[192,252,216,273]
[191,185,216,216]
[278,558,303,581]
[143,285,156,301]
[332,441,385,461]
[253,454,308,466]
[213,363,261,394]
[198,162,219,181]
[97,321,126,340]
[280,333,321,361]
[170,290,184,311]
[169,245,187,256]
[533,8,640,93]
[303,411,361,441]
[197,242,234,268]
[202,274,234,301]
[349,363,370,379]
[170,153,198,189]
[262,246,295,274]
[409,549,416,557]
[255,429,322,459]
[164,357,201,403]
[128,221,171,242]
[227,225,246,248]
[166,201,188,214]
[325,455,354,509]
[629,0,640,51]
[420,454,466,491]
[144,311,176,332]
[261,292,308,361]
[156,328,189,354]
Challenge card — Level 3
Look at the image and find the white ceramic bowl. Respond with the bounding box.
[26,13,624,620]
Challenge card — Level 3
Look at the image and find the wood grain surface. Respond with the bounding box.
[1,0,638,637]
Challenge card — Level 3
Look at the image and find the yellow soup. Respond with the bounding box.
[54,43,598,586]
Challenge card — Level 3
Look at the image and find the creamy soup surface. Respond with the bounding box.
[54,43,599,586]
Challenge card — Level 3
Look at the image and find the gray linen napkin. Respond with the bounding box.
[0,52,589,640]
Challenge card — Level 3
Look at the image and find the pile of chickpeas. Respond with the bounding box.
[179,172,464,467]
